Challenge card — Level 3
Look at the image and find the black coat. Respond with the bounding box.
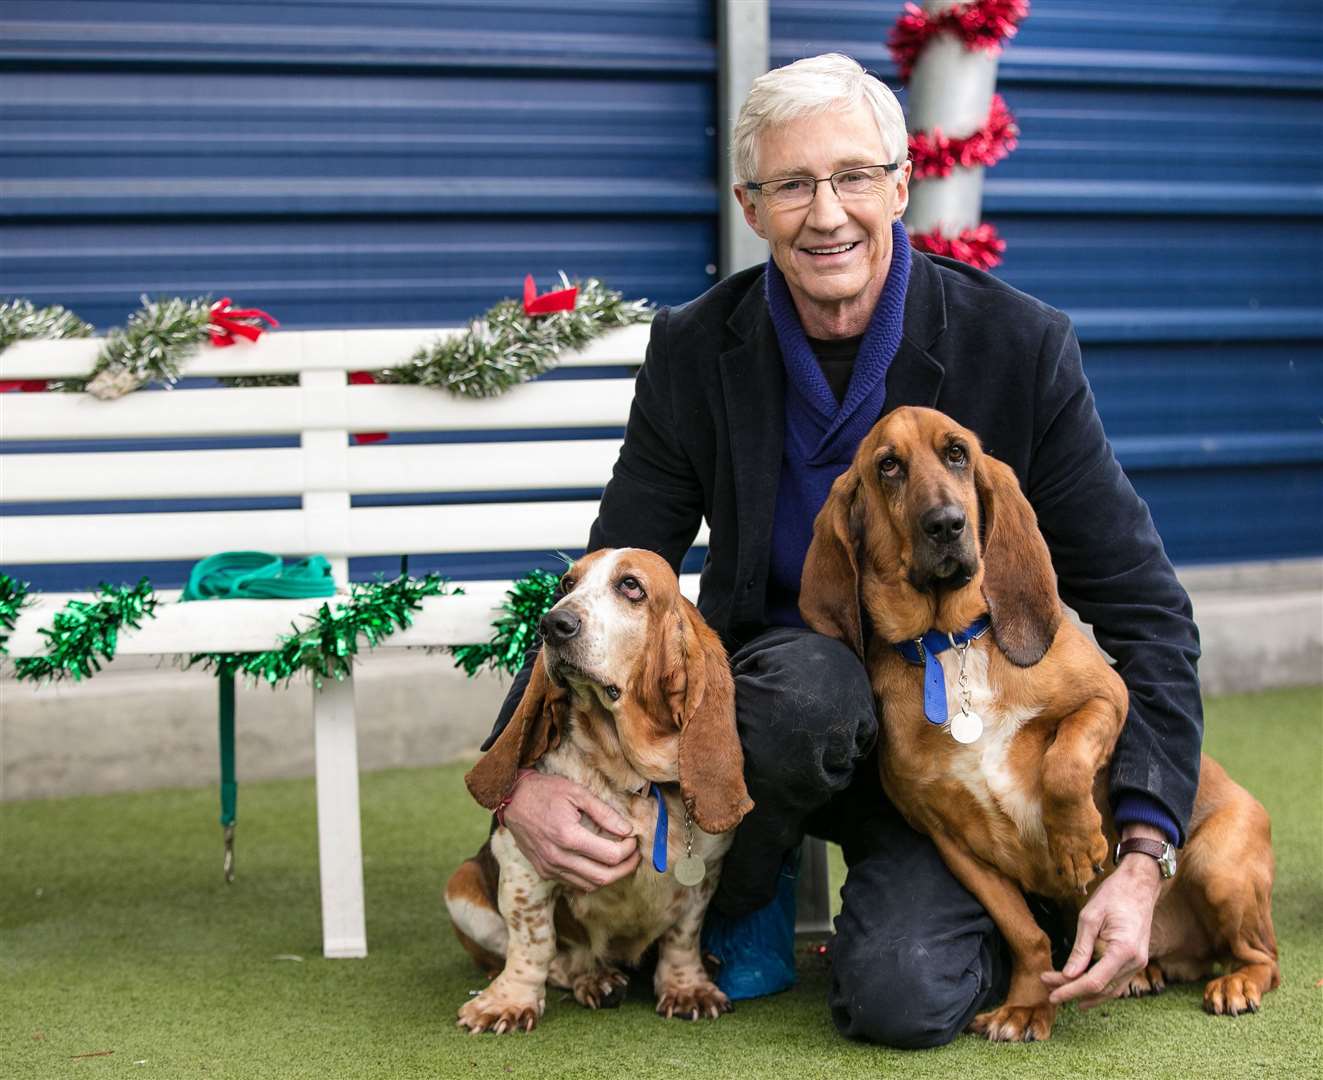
[497,252,1203,839]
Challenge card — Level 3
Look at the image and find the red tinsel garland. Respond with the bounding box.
[888,0,1030,80]
[909,94,1018,180]
[909,224,1007,271]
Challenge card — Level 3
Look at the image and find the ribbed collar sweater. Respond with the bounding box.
[765,221,912,626]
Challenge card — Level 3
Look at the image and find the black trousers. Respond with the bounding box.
[711,627,1011,1049]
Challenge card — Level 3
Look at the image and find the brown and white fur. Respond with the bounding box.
[800,406,1279,1042]
[446,548,753,1033]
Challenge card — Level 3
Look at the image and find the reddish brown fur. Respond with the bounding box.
[801,406,1279,1041]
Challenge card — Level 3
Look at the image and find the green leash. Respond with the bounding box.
[181,552,337,881]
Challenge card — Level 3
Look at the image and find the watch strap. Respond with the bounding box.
[1115,837,1167,863]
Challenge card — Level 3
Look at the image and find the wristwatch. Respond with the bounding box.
[1114,837,1178,879]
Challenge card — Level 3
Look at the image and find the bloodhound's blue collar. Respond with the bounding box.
[894,616,992,726]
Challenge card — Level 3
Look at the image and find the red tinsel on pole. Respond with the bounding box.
[909,94,1018,180]
[888,0,1030,80]
[910,224,1007,271]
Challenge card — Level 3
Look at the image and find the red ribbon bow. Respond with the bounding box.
[208,297,280,347]
[522,275,578,317]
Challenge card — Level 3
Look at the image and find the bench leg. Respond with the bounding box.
[794,836,834,934]
[313,673,367,958]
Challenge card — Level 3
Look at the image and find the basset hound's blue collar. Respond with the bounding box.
[894,616,992,726]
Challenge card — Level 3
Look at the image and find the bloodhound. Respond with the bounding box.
[800,406,1278,1042]
[446,548,753,1033]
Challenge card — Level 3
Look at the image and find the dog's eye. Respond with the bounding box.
[878,455,901,478]
[617,576,645,602]
[947,444,967,466]
[560,576,576,593]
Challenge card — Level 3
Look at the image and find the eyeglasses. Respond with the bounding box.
[744,163,902,211]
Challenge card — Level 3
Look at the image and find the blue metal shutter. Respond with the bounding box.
[773,0,1323,565]
[1,1,720,591]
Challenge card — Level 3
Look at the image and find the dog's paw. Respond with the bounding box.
[572,966,629,1010]
[656,981,733,1021]
[1203,972,1264,1017]
[1123,961,1167,998]
[457,988,545,1034]
[967,1002,1056,1042]
[1047,825,1109,896]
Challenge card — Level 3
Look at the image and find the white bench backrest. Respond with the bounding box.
[0,323,714,583]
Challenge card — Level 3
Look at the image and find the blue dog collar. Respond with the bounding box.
[894,616,992,726]
[649,782,668,873]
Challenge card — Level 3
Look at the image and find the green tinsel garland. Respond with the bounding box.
[390,275,651,398]
[1,567,567,685]
[0,299,94,353]
[77,295,215,398]
[451,566,564,677]
[188,573,460,686]
[0,574,33,655]
[13,579,159,682]
[3,274,650,401]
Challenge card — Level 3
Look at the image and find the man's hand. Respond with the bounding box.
[503,772,641,892]
[1041,823,1166,1009]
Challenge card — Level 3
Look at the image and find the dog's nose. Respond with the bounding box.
[540,608,581,645]
[921,504,966,544]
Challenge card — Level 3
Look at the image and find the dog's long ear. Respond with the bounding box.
[465,655,565,810]
[975,455,1061,666]
[670,599,752,835]
[799,468,865,657]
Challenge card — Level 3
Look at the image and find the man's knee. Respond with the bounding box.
[733,630,876,790]
[829,933,997,1049]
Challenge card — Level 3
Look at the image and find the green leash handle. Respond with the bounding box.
[182,551,338,882]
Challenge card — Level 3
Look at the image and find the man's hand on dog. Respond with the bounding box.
[504,773,641,892]
[1042,823,1165,1009]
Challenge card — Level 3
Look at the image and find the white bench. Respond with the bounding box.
[1,325,832,958]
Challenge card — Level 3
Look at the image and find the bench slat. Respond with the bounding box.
[3,574,701,656]
[1,440,625,503]
[1,380,636,441]
[0,323,652,380]
[2,500,709,564]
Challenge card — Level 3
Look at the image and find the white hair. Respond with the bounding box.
[731,53,908,184]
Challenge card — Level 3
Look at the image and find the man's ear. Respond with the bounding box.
[799,468,865,658]
[672,599,753,835]
[465,655,565,810]
[733,186,768,239]
[975,455,1061,666]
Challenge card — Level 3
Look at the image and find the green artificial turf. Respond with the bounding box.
[3,687,1321,1079]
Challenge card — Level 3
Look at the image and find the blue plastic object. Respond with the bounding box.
[701,853,798,1001]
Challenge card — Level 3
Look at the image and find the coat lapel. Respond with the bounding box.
[720,276,784,577]
[884,252,947,410]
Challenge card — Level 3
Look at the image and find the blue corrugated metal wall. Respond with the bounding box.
[3,1,1321,590]
[773,0,1323,566]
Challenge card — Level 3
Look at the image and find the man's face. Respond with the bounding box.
[734,100,910,334]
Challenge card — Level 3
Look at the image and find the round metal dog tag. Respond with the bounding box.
[950,711,984,744]
[674,855,706,887]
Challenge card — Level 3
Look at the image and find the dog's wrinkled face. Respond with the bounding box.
[539,548,685,777]
[860,408,983,593]
[541,548,674,705]
[801,406,1061,665]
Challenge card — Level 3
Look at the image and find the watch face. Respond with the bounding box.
[1159,844,1178,879]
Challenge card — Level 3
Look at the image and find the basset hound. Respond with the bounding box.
[800,406,1279,1042]
[446,548,753,1033]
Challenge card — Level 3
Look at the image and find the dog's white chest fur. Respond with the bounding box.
[936,645,1044,843]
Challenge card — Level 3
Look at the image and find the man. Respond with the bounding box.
[486,53,1201,1047]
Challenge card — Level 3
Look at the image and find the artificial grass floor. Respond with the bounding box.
[3,686,1320,1080]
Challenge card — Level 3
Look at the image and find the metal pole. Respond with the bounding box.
[717,0,770,276]
[903,0,1000,236]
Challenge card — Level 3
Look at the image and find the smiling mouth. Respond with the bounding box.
[803,241,859,257]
